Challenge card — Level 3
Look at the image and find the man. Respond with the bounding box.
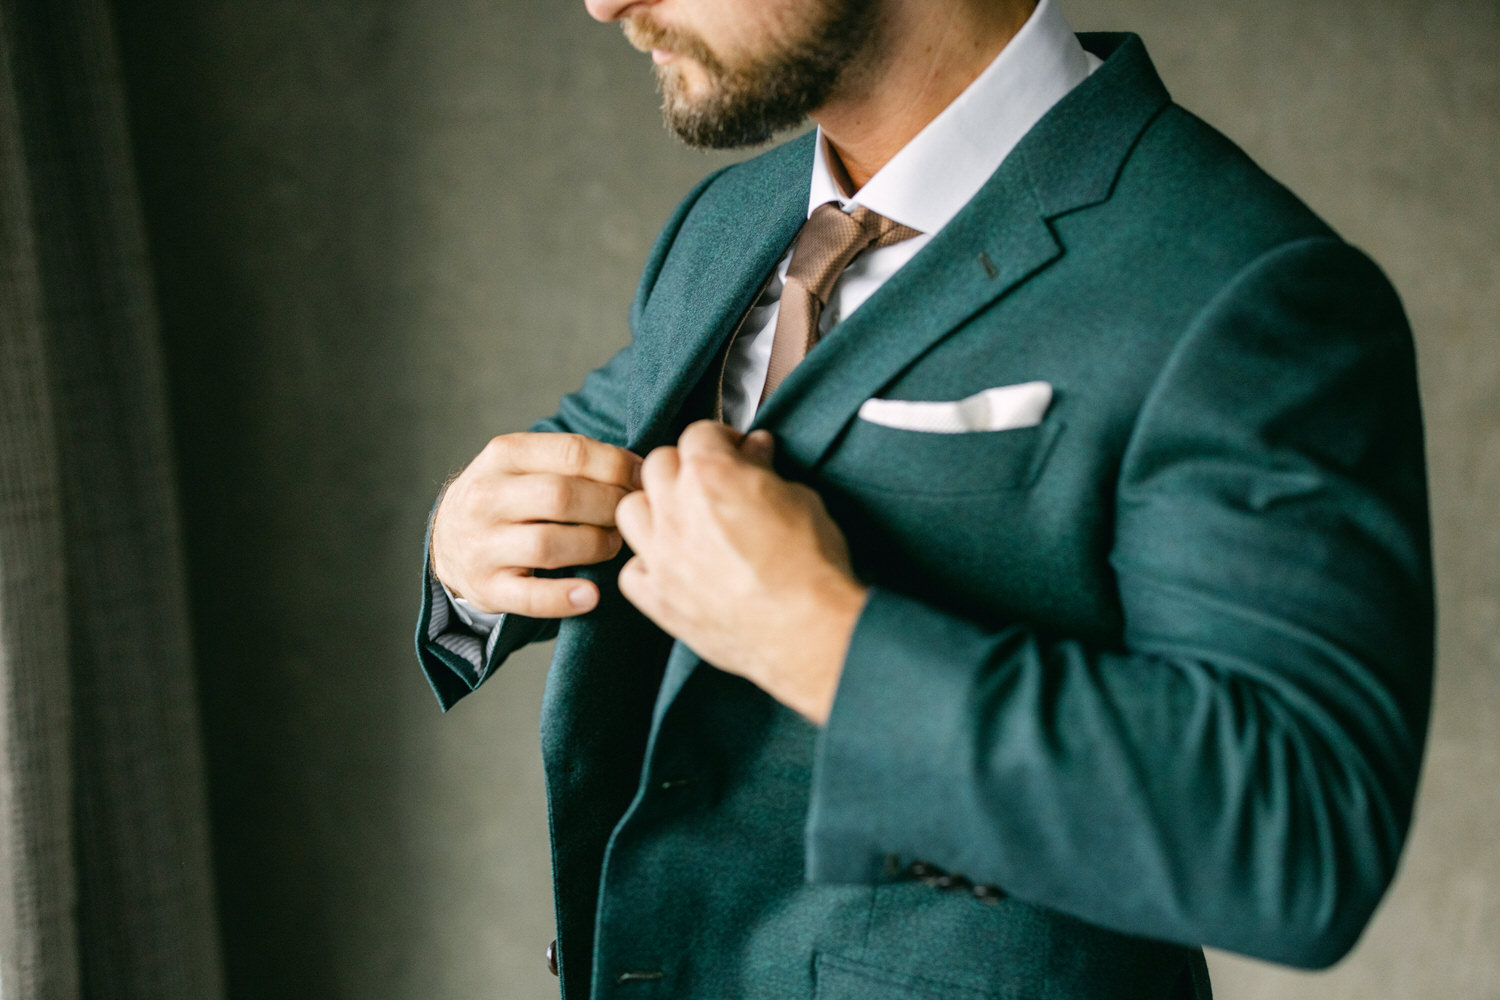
[417,0,1433,997]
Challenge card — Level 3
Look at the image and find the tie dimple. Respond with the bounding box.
[759,202,921,403]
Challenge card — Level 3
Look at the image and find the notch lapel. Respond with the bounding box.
[754,33,1170,474]
[751,168,1061,469]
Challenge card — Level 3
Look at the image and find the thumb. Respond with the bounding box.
[739,429,776,468]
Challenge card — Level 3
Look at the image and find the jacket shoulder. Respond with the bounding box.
[1120,102,1339,251]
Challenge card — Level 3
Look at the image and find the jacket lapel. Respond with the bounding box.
[751,169,1062,468]
[626,136,814,454]
[754,33,1171,473]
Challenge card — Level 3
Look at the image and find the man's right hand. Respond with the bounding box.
[429,433,643,618]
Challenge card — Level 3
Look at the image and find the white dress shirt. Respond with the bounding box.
[442,0,1099,646]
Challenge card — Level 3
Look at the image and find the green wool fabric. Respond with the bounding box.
[417,33,1431,1000]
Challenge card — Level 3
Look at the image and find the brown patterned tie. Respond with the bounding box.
[759,202,922,403]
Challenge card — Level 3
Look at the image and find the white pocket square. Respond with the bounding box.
[857,381,1053,434]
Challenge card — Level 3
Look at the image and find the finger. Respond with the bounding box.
[614,489,654,552]
[471,572,601,618]
[491,522,623,570]
[484,433,642,489]
[639,445,681,498]
[497,473,632,527]
[677,419,742,458]
[738,429,775,468]
[616,555,655,616]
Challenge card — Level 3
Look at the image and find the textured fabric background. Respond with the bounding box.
[105,0,1498,998]
[0,1,224,996]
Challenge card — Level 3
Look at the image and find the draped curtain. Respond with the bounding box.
[0,0,224,996]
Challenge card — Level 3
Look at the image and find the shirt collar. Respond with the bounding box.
[807,0,1100,234]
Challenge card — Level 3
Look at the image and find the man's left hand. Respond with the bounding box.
[615,420,868,725]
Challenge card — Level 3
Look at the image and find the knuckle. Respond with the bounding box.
[579,527,611,562]
[469,577,506,615]
[482,434,512,462]
[533,474,573,517]
[555,434,588,474]
[520,528,556,567]
[640,446,676,482]
[685,452,732,488]
[680,419,733,453]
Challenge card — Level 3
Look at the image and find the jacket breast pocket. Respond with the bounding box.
[814,953,1031,1000]
[818,417,1066,496]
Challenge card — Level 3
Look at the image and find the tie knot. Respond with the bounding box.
[786,202,921,302]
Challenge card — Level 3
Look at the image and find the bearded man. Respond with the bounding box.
[417,0,1434,997]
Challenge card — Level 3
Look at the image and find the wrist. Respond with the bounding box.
[774,571,868,725]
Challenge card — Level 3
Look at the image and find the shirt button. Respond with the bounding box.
[546,939,558,976]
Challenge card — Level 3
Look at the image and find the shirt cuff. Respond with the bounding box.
[426,574,505,677]
[442,582,504,636]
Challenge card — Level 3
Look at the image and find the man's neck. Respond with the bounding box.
[813,0,1038,191]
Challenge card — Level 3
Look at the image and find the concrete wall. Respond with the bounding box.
[112,0,1498,997]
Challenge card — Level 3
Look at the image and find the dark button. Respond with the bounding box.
[970,883,1007,905]
[546,939,558,976]
[908,860,1002,900]
[910,860,965,888]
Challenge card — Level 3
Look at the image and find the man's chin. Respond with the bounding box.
[660,102,793,150]
[655,62,708,104]
[656,75,760,149]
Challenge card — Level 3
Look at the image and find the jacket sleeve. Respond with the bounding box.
[805,236,1433,969]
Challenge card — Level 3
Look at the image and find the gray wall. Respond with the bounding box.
[112,0,1498,997]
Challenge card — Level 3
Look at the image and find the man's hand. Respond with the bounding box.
[615,421,868,725]
[430,433,642,618]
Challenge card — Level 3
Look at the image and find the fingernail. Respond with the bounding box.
[569,585,595,610]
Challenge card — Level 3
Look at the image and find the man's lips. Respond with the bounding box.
[623,15,709,68]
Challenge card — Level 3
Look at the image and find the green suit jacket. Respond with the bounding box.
[417,33,1432,1000]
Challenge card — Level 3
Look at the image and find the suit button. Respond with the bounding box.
[971,883,1007,905]
[546,939,558,976]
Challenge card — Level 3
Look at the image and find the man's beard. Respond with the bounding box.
[623,1,878,149]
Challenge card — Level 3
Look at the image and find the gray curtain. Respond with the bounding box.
[0,1,224,996]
